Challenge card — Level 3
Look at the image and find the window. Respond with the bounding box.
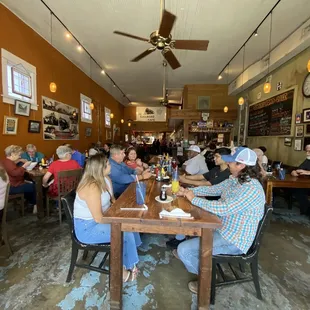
[80,93,93,123]
[1,48,37,109]
[105,107,111,128]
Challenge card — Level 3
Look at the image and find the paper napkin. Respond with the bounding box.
[159,208,192,219]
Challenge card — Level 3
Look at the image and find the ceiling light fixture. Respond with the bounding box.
[77,45,83,52]
[224,106,228,113]
[113,84,116,87]
[49,82,57,93]
[218,74,223,80]
[49,12,57,93]
[254,30,258,37]
[101,69,105,74]
[263,12,273,94]
[65,32,71,39]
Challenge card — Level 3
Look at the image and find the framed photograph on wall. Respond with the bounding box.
[305,124,310,135]
[295,125,304,137]
[28,120,41,133]
[14,99,31,116]
[85,127,92,137]
[295,113,301,124]
[284,137,292,146]
[302,108,310,123]
[294,138,303,151]
[3,116,18,135]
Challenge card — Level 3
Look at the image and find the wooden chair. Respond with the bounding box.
[46,169,82,224]
[210,206,273,305]
[1,183,13,256]
[61,190,110,282]
[8,193,24,216]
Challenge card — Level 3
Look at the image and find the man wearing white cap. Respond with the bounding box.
[183,145,208,175]
[175,147,265,294]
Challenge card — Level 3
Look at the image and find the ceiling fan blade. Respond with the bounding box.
[158,10,176,38]
[113,31,149,42]
[131,48,155,62]
[173,40,209,51]
[162,49,181,70]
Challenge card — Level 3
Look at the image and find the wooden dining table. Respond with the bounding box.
[265,174,310,205]
[27,168,47,219]
[101,177,221,309]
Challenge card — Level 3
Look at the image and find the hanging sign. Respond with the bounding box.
[136,107,166,122]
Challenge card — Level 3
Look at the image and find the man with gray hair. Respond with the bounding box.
[109,145,151,198]
[21,144,44,162]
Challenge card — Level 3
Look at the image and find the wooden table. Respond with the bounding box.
[27,168,47,219]
[265,174,310,205]
[102,178,221,309]
[149,155,180,165]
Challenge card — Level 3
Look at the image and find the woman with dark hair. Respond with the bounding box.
[180,148,231,187]
[175,147,265,294]
[204,143,217,170]
[125,147,148,174]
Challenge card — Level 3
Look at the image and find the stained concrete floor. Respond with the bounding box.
[1,201,310,310]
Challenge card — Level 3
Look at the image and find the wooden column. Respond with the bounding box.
[183,119,189,141]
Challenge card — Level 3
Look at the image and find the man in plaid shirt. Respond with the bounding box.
[176,147,265,294]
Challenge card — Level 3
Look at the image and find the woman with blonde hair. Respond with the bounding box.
[73,153,141,282]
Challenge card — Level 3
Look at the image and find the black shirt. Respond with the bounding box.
[202,167,230,185]
[298,159,310,170]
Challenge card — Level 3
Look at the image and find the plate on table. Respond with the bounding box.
[155,195,173,204]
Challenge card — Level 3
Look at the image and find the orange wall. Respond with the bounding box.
[0,4,124,157]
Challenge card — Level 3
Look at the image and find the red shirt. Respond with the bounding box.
[126,160,138,169]
[0,158,25,187]
[47,159,80,197]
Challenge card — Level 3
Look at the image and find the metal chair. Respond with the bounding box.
[46,169,82,224]
[210,206,273,305]
[1,183,13,256]
[61,190,110,283]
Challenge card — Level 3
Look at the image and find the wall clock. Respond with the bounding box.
[302,73,310,98]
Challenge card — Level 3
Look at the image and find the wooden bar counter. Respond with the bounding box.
[102,177,221,309]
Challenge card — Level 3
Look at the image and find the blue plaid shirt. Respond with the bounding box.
[191,176,265,253]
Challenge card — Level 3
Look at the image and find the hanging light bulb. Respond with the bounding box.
[110,113,114,119]
[238,97,244,105]
[121,119,124,123]
[224,106,228,113]
[263,82,271,94]
[307,59,310,72]
[89,102,94,110]
[128,122,131,127]
[218,75,223,80]
[49,82,57,93]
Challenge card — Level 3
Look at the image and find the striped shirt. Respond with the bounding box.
[191,176,265,253]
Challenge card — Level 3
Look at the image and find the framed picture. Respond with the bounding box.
[108,130,112,140]
[284,137,292,146]
[302,108,310,123]
[295,113,301,124]
[3,116,18,135]
[85,127,92,137]
[295,125,304,137]
[83,101,91,115]
[14,99,31,116]
[28,120,41,133]
[294,138,303,151]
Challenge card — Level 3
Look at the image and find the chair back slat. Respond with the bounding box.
[61,190,76,230]
[248,205,273,254]
[57,169,82,198]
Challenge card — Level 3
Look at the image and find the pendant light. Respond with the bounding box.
[307,59,310,73]
[110,113,114,119]
[49,12,57,93]
[121,119,124,123]
[264,12,273,94]
[238,45,246,106]
[224,106,228,113]
[89,56,94,110]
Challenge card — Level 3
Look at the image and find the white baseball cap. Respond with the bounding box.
[188,145,201,153]
[221,147,257,166]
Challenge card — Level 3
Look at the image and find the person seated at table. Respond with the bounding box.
[183,145,208,175]
[202,142,217,171]
[175,147,265,294]
[0,145,36,209]
[109,145,151,199]
[125,147,149,175]
[74,153,141,282]
[258,146,268,169]
[291,144,310,217]
[64,144,85,168]
[89,143,99,156]
[21,144,45,163]
[0,166,9,219]
[253,148,267,177]
[42,145,81,197]
[179,148,231,187]
[103,143,110,158]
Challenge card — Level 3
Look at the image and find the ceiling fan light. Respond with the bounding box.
[263,82,271,94]
[307,59,310,72]
[238,97,244,106]
[224,106,228,113]
[49,82,57,93]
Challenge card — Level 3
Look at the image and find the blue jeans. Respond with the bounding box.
[177,230,243,275]
[9,182,36,205]
[74,218,141,270]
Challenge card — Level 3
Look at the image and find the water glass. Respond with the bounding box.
[136,182,146,205]
[279,169,286,180]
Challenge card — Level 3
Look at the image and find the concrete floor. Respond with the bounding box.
[1,202,310,310]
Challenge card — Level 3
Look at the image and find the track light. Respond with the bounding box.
[101,69,105,74]
[65,32,71,39]
[254,30,258,37]
[113,84,116,87]
[77,45,82,52]
[218,75,223,80]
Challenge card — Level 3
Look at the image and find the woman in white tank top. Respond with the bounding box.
[74,154,141,282]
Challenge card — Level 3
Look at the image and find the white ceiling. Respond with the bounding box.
[2,0,310,106]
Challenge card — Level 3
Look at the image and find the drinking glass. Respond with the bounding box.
[136,182,146,205]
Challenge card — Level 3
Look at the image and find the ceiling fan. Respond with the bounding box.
[160,61,182,107]
[113,1,209,70]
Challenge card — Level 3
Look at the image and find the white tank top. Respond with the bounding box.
[74,177,112,220]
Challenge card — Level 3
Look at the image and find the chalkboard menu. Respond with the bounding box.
[248,89,294,136]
